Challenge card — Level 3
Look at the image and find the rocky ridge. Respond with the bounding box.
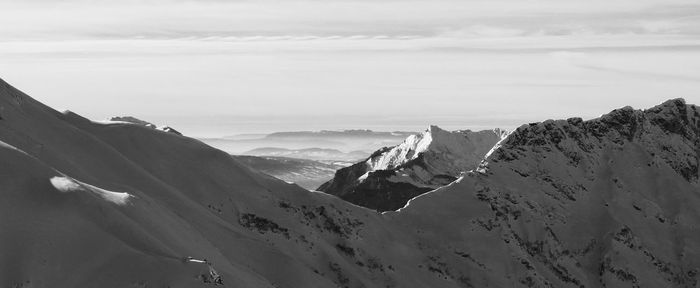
[318,126,507,211]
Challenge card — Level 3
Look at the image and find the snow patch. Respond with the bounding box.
[476,129,513,174]
[50,176,133,205]
[358,172,370,182]
[50,177,82,192]
[185,257,208,264]
[91,119,131,125]
[393,175,466,213]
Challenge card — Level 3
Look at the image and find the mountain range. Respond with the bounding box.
[199,130,415,155]
[233,155,348,190]
[0,77,698,288]
[242,147,368,162]
[318,126,508,211]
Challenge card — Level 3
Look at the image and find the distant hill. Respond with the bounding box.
[199,130,416,155]
[234,155,349,190]
[243,147,368,161]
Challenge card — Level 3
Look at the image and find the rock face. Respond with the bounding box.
[445,98,700,287]
[318,126,508,211]
[1,76,700,288]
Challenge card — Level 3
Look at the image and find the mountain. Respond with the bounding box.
[402,98,700,287]
[234,155,349,190]
[199,130,415,155]
[243,147,368,162]
[108,116,183,135]
[1,76,699,288]
[318,126,508,211]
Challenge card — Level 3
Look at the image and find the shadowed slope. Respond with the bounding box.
[395,99,700,287]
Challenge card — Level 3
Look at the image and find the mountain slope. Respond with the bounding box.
[318,126,507,211]
[0,77,492,288]
[1,77,699,288]
[395,99,700,287]
[0,78,358,287]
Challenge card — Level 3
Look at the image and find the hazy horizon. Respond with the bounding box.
[2,0,700,137]
[139,98,675,137]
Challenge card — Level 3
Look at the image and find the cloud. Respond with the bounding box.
[2,0,700,42]
[575,63,700,83]
[438,25,526,38]
[550,49,700,83]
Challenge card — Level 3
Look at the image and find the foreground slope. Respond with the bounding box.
[318,126,507,211]
[0,77,699,288]
[0,77,492,288]
[0,78,363,287]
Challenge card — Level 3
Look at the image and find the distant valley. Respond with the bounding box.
[242,147,368,162]
[233,156,349,190]
[199,130,415,155]
[203,130,419,190]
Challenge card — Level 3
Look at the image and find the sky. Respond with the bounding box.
[1,0,700,136]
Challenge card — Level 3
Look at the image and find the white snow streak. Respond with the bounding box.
[50,176,133,205]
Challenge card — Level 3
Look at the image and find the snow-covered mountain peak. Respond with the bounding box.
[366,126,433,170]
[367,125,507,172]
[319,125,507,211]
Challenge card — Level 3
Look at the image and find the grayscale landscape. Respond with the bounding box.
[2,79,700,287]
[1,0,700,287]
[234,155,349,190]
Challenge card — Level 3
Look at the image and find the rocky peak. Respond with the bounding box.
[367,125,506,172]
[502,99,697,148]
[645,98,699,137]
[486,98,700,183]
[318,125,507,211]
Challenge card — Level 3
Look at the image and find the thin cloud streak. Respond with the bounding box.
[2,0,700,41]
[1,34,699,59]
[574,64,700,83]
